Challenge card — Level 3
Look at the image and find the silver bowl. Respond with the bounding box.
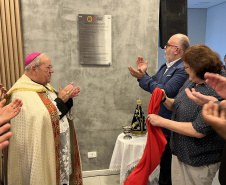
[122,125,132,139]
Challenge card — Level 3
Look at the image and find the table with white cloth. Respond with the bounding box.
[109,133,159,184]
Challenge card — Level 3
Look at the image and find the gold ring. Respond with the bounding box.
[67,91,69,94]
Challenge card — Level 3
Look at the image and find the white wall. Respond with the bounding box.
[205,2,226,61]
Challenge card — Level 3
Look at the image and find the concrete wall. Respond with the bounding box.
[20,0,160,170]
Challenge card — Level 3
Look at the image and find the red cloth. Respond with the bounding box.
[124,88,167,185]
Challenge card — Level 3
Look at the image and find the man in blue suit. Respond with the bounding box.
[128,33,190,185]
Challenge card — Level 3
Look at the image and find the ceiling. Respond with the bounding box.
[187,0,226,8]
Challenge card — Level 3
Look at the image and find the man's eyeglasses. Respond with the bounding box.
[165,43,178,48]
[35,65,53,71]
[183,66,190,70]
[45,66,53,70]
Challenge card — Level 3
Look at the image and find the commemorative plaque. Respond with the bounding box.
[78,14,112,65]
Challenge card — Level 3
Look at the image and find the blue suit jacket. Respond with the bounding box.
[139,59,189,136]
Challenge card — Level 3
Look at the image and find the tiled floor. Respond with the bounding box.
[83,174,120,185]
[83,169,220,185]
[83,169,159,185]
[83,170,121,185]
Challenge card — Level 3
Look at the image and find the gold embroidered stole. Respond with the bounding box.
[37,92,60,185]
[69,119,83,185]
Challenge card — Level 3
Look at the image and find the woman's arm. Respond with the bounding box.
[147,114,206,138]
[161,91,175,111]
